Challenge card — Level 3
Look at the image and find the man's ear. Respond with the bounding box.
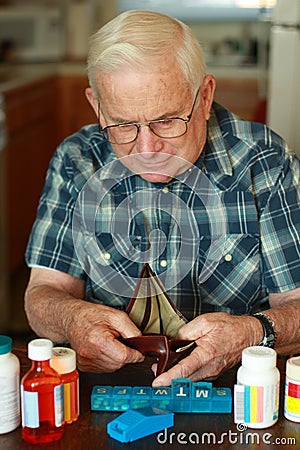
[85,87,99,116]
[200,74,216,121]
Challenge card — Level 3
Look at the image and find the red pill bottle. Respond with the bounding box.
[21,339,64,444]
[50,347,80,424]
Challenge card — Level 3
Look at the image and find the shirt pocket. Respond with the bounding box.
[198,233,263,314]
[87,232,145,266]
[82,232,145,301]
[197,190,263,313]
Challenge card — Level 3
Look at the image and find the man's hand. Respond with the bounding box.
[24,267,144,374]
[67,303,144,373]
[152,312,262,386]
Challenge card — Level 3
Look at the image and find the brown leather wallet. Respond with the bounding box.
[123,334,195,376]
[122,264,196,375]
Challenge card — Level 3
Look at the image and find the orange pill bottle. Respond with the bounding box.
[50,347,79,424]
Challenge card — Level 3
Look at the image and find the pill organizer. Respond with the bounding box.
[91,377,232,413]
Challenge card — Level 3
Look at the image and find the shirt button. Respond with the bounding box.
[162,186,169,193]
[224,253,232,262]
[160,259,168,268]
[104,252,111,260]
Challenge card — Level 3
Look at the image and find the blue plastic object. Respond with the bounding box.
[91,378,232,413]
[107,406,174,443]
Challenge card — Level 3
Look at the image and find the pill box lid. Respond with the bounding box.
[107,407,174,443]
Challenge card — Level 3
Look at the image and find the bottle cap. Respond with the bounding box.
[0,335,12,355]
[50,347,77,374]
[28,338,53,361]
[242,346,277,370]
[286,356,300,380]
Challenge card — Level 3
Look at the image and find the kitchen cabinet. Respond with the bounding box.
[1,72,95,334]
[4,76,59,274]
[213,77,266,122]
[56,75,96,142]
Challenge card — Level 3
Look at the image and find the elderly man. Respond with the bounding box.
[25,10,300,386]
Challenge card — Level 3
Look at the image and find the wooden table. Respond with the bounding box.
[1,347,299,449]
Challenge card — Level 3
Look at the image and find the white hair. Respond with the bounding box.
[87,10,206,96]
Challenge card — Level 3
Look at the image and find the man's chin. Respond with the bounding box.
[140,172,172,183]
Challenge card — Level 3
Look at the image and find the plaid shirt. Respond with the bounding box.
[26,102,300,320]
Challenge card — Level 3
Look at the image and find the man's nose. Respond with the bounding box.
[135,125,163,156]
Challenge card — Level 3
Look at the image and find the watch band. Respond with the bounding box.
[252,312,277,349]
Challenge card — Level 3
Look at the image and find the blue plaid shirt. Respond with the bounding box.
[25,102,300,320]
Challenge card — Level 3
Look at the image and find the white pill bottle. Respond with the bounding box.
[0,335,20,434]
[235,346,280,429]
[284,356,300,422]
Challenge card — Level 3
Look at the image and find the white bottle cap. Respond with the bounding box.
[286,356,300,380]
[50,347,77,374]
[242,346,277,370]
[28,339,53,361]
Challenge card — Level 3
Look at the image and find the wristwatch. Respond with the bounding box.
[252,312,277,349]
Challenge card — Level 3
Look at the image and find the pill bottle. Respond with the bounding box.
[21,338,64,444]
[0,335,20,434]
[284,356,300,422]
[234,346,280,429]
[50,347,79,424]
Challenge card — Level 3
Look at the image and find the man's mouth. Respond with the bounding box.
[119,152,191,181]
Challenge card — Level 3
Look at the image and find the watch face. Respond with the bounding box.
[253,313,276,349]
[267,334,276,348]
[264,339,275,348]
[262,332,276,348]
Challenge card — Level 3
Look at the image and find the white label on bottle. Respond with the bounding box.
[234,383,279,425]
[21,388,39,428]
[0,375,20,433]
[54,385,64,427]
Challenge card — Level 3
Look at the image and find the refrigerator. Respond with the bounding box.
[267,0,300,157]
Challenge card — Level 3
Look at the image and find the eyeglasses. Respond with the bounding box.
[97,87,200,145]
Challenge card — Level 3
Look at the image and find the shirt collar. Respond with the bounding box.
[201,104,233,177]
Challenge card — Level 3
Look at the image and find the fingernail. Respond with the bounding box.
[152,377,167,387]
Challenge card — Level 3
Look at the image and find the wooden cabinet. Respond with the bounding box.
[1,73,96,333]
[4,77,59,273]
[214,78,266,123]
[3,73,96,277]
[2,73,95,279]
[56,75,96,142]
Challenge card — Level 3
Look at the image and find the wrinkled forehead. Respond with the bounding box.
[96,64,192,119]
[96,55,191,95]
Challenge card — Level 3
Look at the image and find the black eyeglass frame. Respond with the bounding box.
[97,87,201,144]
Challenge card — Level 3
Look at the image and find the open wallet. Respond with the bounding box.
[122,263,196,375]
